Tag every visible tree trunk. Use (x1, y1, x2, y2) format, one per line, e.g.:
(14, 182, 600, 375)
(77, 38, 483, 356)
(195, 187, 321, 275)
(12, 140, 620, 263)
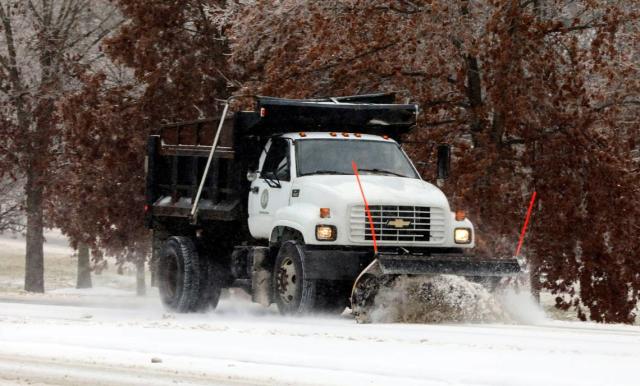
(136, 254, 146, 296)
(76, 242, 92, 289)
(465, 54, 484, 137)
(150, 262, 157, 288)
(24, 172, 44, 293)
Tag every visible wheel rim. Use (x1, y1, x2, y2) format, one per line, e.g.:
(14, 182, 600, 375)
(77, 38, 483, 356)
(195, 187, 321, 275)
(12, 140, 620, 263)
(276, 257, 297, 304)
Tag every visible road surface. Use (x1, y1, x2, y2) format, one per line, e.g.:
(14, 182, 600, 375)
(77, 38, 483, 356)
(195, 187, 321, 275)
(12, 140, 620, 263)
(0, 293, 639, 386)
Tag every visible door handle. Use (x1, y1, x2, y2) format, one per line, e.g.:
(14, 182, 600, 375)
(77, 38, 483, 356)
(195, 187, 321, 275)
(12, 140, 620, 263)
(251, 186, 260, 194)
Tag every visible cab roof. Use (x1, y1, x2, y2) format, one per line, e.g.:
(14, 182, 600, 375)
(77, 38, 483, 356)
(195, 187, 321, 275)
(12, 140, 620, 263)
(280, 132, 396, 143)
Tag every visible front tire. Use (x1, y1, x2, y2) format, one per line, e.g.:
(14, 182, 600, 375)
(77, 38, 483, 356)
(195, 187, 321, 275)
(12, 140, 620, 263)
(273, 241, 347, 315)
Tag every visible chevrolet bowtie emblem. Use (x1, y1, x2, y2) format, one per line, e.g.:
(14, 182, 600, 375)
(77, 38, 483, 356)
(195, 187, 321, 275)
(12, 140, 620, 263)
(387, 219, 411, 228)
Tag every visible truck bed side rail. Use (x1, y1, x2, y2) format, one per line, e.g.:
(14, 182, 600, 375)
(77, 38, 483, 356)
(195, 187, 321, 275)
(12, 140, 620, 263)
(158, 117, 235, 159)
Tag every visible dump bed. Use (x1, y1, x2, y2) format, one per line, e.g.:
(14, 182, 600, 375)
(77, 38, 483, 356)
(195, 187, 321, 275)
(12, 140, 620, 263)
(145, 116, 244, 226)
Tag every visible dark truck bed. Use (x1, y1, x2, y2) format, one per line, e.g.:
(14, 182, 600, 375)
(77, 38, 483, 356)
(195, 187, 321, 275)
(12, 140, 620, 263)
(144, 93, 419, 228)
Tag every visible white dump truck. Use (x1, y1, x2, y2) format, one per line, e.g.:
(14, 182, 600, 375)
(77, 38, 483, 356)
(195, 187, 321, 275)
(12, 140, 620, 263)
(145, 93, 521, 318)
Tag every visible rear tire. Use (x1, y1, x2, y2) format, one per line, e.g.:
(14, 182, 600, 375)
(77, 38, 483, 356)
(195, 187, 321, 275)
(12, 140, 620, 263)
(273, 241, 346, 315)
(158, 236, 202, 313)
(194, 257, 223, 311)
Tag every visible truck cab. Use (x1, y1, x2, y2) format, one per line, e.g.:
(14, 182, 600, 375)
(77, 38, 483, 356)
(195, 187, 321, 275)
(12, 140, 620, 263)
(248, 132, 474, 249)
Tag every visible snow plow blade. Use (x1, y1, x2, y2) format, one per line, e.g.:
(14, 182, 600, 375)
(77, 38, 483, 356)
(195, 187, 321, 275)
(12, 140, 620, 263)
(350, 254, 522, 323)
(376, 254, 522, 276)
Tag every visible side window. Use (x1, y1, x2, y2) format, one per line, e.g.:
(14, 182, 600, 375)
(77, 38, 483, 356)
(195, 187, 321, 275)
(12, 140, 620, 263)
(261, 138, 290, 181)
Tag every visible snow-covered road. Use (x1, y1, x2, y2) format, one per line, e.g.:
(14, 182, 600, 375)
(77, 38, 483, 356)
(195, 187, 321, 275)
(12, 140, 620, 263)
(1, 295, 639, 386)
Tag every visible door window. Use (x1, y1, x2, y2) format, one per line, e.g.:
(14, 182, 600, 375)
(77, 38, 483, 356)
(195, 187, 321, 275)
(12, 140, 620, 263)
(261, 138, 290, 181)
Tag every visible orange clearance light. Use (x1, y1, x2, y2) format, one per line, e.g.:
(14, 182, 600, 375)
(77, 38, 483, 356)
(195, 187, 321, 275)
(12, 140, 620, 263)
(383, 135, 390, 140)
(354, 133, 362, 138)
(455, 210, 466, 221)
(320, 208, 331, 218)
(260, 107, 267, 117)
(342, 132, 349, 137)
(329, 132, 337, 137)
(299, 131, 307, 137)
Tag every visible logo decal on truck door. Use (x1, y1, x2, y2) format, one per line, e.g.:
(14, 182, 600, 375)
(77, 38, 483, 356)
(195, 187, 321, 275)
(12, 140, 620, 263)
(260, 189, 269, 209)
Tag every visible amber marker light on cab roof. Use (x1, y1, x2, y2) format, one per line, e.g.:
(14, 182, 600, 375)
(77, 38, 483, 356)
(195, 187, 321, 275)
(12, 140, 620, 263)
(455, 210, 466, 221)
(320, 208, 331, 218)
(299, 131, 307, 137)
(383, 135, 390, 140)
(329, 132, 337, 137)
(342, 132, 349, 137)
(354, 133, 362, 138)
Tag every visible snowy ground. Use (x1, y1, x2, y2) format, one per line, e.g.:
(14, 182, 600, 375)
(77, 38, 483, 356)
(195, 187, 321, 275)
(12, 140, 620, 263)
(1, 231, 640, 386)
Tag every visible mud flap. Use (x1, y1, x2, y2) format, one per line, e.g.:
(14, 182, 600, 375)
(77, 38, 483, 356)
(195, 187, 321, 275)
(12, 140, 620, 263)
(251, 247, 272, 307)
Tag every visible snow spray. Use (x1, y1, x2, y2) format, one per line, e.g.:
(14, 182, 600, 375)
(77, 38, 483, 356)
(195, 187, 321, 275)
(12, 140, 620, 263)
(499, 190, 546, 324)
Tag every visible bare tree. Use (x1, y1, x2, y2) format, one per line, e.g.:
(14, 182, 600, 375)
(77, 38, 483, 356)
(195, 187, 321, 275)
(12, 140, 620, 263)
(0, 0, 121, 292)
(0, 176, 24, 233)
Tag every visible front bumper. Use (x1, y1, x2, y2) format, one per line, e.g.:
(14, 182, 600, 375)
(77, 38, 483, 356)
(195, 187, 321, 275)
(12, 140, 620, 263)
(303, 248, 372, 280)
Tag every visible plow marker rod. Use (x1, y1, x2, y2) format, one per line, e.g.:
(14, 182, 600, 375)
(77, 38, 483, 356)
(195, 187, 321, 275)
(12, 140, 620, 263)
(352, 161, 378, 254)
(515, 191, 537, 258)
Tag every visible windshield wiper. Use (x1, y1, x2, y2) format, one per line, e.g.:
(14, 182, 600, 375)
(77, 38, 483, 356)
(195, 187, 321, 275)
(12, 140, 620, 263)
(303, 170, 351, 176)
(358, 168, 408, 178)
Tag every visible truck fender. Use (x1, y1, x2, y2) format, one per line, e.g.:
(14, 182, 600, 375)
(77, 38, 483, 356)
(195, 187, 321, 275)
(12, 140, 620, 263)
(270, 203, 321, 246)
(270, 223, 305, 246)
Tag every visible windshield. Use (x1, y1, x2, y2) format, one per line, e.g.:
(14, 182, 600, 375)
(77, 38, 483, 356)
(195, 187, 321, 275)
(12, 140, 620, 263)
(295, 139, 419, 178)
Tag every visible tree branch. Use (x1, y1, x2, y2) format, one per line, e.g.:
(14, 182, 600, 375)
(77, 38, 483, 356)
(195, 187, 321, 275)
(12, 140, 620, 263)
(423, 119, 460, 127)
(27, 0, 44, 26)
(594, 99, 640, 112)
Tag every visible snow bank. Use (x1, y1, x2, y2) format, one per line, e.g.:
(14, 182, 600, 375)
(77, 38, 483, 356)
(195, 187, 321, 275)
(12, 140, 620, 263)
(0, 228, 74, 256)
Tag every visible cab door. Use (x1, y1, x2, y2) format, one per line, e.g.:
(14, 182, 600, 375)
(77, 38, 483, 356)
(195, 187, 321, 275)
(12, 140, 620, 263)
(248, 137, 293, 239)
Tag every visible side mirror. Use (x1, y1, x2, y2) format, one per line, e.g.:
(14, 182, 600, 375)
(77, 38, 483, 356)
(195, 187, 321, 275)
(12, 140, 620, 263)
(436, 144, 451, 180)
(247, 171, 258, 182)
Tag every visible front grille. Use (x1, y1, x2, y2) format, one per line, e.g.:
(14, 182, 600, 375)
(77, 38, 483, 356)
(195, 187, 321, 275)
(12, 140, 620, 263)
(349, 205, 446, 244)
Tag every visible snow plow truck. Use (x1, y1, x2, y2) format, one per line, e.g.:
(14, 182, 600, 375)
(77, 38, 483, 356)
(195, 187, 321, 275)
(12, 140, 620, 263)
(144, 93, 522, 321)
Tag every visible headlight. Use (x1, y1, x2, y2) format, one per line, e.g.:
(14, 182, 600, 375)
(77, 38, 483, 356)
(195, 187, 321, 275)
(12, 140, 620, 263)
(316, 225, 337, 241)
(454, 228, 471, 244)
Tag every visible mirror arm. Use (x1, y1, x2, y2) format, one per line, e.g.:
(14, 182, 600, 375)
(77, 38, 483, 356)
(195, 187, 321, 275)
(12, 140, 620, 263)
(436, 144, 451, 181)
